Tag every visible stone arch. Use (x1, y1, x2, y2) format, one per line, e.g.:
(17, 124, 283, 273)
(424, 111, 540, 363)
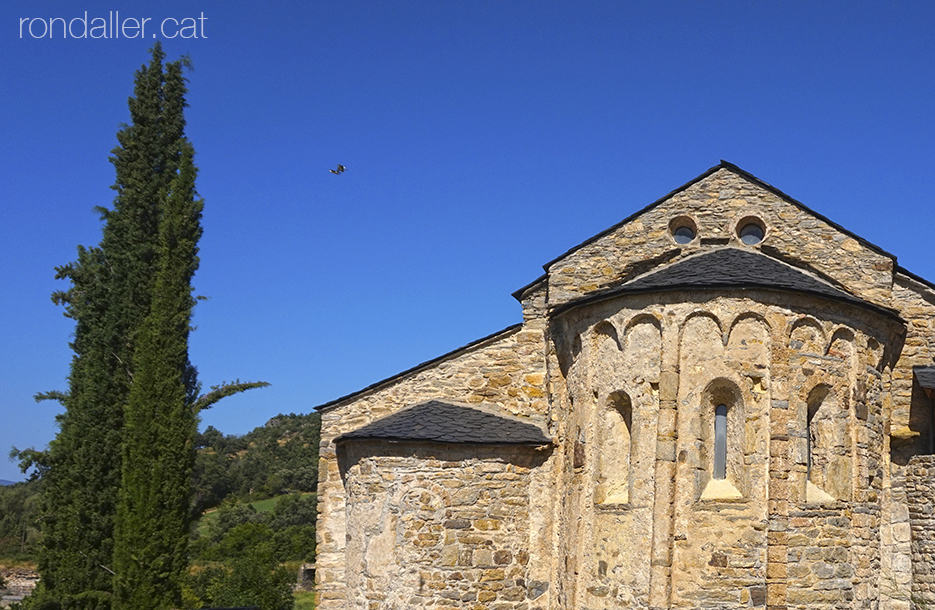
(727, 311, 772, 335)
(866, 336, 885, 370)
(727, 313, 771, 366)
(623, 315, 662, 383)
(552, 319, 580, 378)
(681, 310, 724, 341)
(789, 316, 826, 354)
(593, 320, 621, 351)
(826, 327, 857, 362)
(596, 389, 635, 505)
(680, 311, 725, 367)
(699, 377, 745, 499)
(623, 312, 662, 335)
(590, 320, 626, 398)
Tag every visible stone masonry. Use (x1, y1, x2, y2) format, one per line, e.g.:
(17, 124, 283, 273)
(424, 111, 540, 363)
(314, 162, 935, 609)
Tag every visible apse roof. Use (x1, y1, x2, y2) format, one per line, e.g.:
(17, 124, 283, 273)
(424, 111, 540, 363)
(913, 366, 935, 390)
(334, 400, 551, 446)
(552, 247, 902, 321)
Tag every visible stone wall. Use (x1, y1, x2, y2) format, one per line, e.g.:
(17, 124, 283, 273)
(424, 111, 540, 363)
(337, 442, 548, 610)
(0, 567, 38, 607)
(315, 324, 550, 607)
(548, 288, 900, 608)
(907, 455, 935, 607)
(890, 277, 935, 450)
(546, 168, 895, 309)
(314, 164, 935, 609)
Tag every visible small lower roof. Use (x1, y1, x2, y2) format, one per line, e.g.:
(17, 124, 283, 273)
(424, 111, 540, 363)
(334, 400, 551, 446)
(914, 366, 935, 390)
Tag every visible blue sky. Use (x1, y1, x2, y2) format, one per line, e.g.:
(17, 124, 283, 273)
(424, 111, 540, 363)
(2, 1, 933, 482)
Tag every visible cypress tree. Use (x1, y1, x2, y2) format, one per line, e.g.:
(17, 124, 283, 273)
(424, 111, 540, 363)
(113, 135, 201, 608)
(31, 45, 266, 609)
(30, 45, 173, 609)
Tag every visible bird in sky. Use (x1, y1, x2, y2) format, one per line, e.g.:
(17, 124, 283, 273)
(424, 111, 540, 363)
(329, 164, 346, 175)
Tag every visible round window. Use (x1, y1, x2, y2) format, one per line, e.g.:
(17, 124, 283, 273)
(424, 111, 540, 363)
(669, 216, 697, 244)
(738, 221, 765, 245)
(673, 225, 695, 244)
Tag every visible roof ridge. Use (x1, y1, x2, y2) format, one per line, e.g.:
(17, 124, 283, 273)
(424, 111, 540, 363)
(549, 246, 903, 322)
(628, 246, 852, 294)
(315, 323, 523, 412)
(334, 399, 552, 446)
(540, 161, 897, 273)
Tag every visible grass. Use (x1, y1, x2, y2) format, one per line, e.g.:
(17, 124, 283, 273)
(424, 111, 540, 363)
(0, 558, 37, 570)
(294, 590, 316, 610)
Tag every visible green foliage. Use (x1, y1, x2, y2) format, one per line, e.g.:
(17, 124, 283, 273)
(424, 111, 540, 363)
(185, 492, 319, 610)
(193, 494, 317, 565)
(0, 481, 41, 561)
(194, 380, 271, 412)
(112, 125, 203, 608)
(293, 591, 316, 610)
(30, 43, 178, 609)
(184, 523, 294, 610)
(8, 448, 48, 482)
(28, 44, 267, 609)
(192, 412, 321, 514)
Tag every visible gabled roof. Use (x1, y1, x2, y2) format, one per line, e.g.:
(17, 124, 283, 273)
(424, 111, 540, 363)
(334, 400, 551, 446)
(552, 247, 903, 321)
(541, 161, 897, 273)
(315, 323, 521, 412)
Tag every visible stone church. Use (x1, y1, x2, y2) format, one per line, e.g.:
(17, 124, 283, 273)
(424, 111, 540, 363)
(314, 162, 935, 609)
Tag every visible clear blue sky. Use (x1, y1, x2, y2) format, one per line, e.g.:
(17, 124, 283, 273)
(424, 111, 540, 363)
(2, 1, 933, 482)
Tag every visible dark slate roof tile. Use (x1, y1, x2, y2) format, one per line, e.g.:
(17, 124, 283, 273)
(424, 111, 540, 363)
(334, 400, 551, 446)
(623, 248, 857, 301)
(914, 366, 935, 390)
(553, 247, 902, 321)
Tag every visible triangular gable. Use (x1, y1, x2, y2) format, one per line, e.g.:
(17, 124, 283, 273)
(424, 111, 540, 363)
(543, 161, 895, 272)
(539, 161, 899, 309)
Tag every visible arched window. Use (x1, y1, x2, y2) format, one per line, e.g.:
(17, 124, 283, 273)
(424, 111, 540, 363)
(713, 404, 728, 480)
(598, 390, 633, 504)
(700, 380, 744, 500)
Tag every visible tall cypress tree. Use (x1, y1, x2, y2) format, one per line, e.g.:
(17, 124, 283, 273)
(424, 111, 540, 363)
(31, 45, 266, 609)
(113, 135, 201, 608)
(30, 45, 173, 609)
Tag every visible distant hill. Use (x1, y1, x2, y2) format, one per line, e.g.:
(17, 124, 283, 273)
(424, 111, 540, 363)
(193, 411, 321, 513)
(0, 480, 16, 486)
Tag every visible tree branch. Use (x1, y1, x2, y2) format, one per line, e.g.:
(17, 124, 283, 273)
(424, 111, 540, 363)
(34, 390, 68, 404)
(193, 380, 270, 412)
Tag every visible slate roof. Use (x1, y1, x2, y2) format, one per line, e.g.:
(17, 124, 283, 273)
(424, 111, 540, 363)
(625, 248, 859, 301)
(334, 400, 552, 446)
(913, 366, 935, 390)
(553, 247, 902, 320)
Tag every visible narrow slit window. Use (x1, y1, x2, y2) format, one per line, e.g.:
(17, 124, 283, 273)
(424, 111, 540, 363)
(807, 405, 815, 480)
(714, 404, 727, 479)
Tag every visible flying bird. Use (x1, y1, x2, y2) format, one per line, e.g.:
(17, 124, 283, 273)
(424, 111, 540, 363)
(329, 164, 346, 175)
